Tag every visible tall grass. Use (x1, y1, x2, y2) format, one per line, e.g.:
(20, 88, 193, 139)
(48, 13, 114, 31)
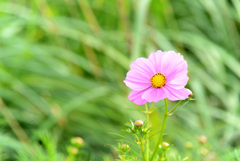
(0, 0, 239, 160)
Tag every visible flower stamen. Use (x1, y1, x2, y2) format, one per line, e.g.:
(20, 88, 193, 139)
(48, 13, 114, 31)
(150, 73, 166, 88)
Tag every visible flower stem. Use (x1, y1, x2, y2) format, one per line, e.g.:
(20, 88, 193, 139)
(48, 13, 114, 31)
(168, 100, 182, 114)
(145, 103, 152, 161)
(149, 102, 154, 112)
(160, 150, 166, 161)
(150, 98, 168, 161)
(139, 131, 146, 161)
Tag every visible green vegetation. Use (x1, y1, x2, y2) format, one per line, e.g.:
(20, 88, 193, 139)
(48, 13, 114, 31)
(0, 0, 239, 160)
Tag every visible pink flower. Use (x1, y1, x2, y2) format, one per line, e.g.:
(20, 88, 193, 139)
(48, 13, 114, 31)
(124, 50, 191, 105)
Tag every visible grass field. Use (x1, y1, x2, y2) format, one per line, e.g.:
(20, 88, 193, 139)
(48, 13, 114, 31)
(0, 0, 240, 160)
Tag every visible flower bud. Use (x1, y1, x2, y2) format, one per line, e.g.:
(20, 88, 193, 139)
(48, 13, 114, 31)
(121, 144, 130, 152)
(200, 148, 208, 156)
(159, 142, 170, 150)
(68, 147, 79, 155)
(187, 89, 193, 98)
(189, 93, 193, 98)
(71, 137, 84, 147)
(134, 120, 144, 127)
(185, 141, 193, 149)
(162, 142, 169, 148)
(198, 135, 207, 144)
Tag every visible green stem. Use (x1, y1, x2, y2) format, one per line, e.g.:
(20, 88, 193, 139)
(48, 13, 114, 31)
(66, 154, 74, 161)
(150, 98, 168, 161)
(139, 132, 146, 161)
(168, 100, 182, 114)
(149, 102, 154, 112)
(160, 150, 166, 161)
(135, 134, 140, 144)
(145, 103, 151, 161)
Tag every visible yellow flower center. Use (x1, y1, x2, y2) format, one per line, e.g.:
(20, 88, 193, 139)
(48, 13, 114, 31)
(150, 73, 166, 88)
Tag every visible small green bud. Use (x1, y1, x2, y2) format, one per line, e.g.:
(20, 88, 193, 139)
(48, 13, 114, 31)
(68, 147, 79, 155)
(167, 113, 172, 116)
(200, 148, 208, 156)
(159, 142, 170, 150)
(71, 137, 84, 147)
(185, 141, 193, 149)
(121, 144, 130, 152)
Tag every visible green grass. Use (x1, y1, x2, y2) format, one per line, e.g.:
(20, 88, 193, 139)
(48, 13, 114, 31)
(0, 0, 239, 160)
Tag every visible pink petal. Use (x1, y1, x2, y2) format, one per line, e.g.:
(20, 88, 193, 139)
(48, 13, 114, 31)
(166, 74, 189, 89)
(160, 51, 182, 74)
(148, 50, 166, 73)
(128, 90, 148, 105)
(124, 58, 154, 91)
(166, 63, 188, 82)
(130, 57, 156, 77)
(142, 87, 168, 102)
(125, 70, 151, 83)
(165, 86, 191, 101)
(124, 80, 151, 91)
(159, 51, 188, 82)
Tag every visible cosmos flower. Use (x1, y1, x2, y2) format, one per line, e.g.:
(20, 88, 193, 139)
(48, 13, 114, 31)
(124, 50, 191, 105)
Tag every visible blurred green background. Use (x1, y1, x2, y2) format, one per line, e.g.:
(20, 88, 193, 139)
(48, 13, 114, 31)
(0, 0, 240, 160)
